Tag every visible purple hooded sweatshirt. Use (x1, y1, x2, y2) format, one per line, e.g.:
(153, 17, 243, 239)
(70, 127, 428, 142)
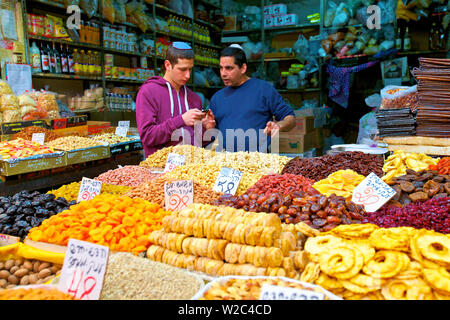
(136, 76, 203, 157)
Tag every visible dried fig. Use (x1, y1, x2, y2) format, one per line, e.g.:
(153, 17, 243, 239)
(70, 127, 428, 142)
(423, 180, 440, 197)
(408, 191, 429, 203)
(400, 181, 415, 193)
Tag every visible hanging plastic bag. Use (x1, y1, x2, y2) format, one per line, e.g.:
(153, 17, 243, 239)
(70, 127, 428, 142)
(182, 0, 194, 19)
(0, 80, 13, 95)
(168, 0, 183, 14)
(103, 0, 115, 24)
(332, 3, 350, 27)
(114, 0, 127, 23)
(357, 111, 378, 145)
(380, 85, 419, 110)
(80, 0, 99, 19)
(324, 1, 337, 27)
(1, 94, 19, 112)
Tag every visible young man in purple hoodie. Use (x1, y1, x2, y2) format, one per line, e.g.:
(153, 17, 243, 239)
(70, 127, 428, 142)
(136, 42, 212, 157)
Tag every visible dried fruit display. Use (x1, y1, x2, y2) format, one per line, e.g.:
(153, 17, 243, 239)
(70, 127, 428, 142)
(0, 191, 75, 238)
(0, 287, 77, 300)
(312, 170, 365, 201)
(48, 181, 131, 202)
(282, 152, 384, 181)
(12, 126, 60, 143)
(363, 197, 450, 234)
(27, 194, 171, 255)
(386, 169, 450, 205)
(382, 150, 439, 183)
(244, 174, 318, 197)
(429, 157, 450, 175)
(302, 224, 450, 300)
(90, 133, 135, 145)
(0, 138, 55, 160)
(146, 203, 308, 279)
(216, 192, 366, 231)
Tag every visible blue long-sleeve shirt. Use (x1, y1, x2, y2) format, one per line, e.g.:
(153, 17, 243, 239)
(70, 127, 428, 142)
(209, 78, 294, 152)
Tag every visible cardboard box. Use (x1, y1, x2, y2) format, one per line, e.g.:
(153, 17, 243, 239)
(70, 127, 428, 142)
(294, 116, 315, 135)
(87, 121, 111, 135)
(264, 15, 274, 28)
(47, 115, 88, 130)
(283, 13, 298, 26)
(0, 153, 65, 176)
(54, 125, 88, 137)
(223, 16, 237, 31)
(64, 145, 110, 165)
(1, 120, 46, 135)
(272, 4, 287, 15)
(274, 15, 285, 27)
(109, 140, 143, 156)
(263, 5, 274, 15)
(278, 131, 316, 154)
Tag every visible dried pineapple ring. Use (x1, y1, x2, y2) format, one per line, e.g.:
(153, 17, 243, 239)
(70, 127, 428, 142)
(416, 233, 450, 267)
(368, 227, 415, 252)
(344, 239, 376, 265)
(423, 267, 450, 294)
(319, 246, 364, 280)
(394, 261, 423, 280)
(342, 274, 386, 294)
(381, 279, 409, 300)
(362, 250, 409, 279)
(327, 223, 379, 239)
(315, 273, 343, 290)
(299, 262, 321, 283)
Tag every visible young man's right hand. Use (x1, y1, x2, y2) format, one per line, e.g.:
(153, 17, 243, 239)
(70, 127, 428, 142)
(182, 109, 205, 126)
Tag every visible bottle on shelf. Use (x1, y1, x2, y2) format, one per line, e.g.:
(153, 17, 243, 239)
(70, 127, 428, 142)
(30, 41, 41, 73)
(87, 50, 94, 76)
(80, 50, 88, 76)
(53, 43, 62, 74)
(60, 44, 68, 74)
(404, 27, 411, 51)
(47, 43, 56, 74)
(395, 27, 402, 50)
(73, 48, 81, 75)
(67, 45, 75, 75)
(40, 42, 50, 73)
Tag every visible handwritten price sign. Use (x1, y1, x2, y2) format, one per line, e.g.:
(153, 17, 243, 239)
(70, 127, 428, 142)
(164, 153, 186, 172)
(118, 121, 130, 128)
(164, 180, 194, 211)
(212, 167, 243, 195)
(58, 239, 109, 300)
(352, 172, 396, 212)
(77, 177, 102, 203)
(115, 126, 128, 137)
(260, 285, 325, 300)
(32, 133, 45, 145)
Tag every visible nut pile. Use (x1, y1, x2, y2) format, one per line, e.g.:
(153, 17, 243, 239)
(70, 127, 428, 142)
(303, 224, 450, 300)
(312, 170, 365, 201)
(48, 181, 131, 202)
(163, 164, 262, 195)
(386, 169, 450, 205)
(216, 192, 366, 231)
(382, 151, 439, 183)
(45, 136, 103, 151)
(90, 133, 134, 145)
(282, 152, 384, 181)
(124, 176, 223, 209)
(0, 191, 75, 238)
(199, 277, 336, 300)
(94, 165, 161, 187)
(0, 258, 61, 289)
(363, 197, 449, 234)
(12, 126, 60, 143)
(101, 252, 204, 300)
(0, 138, 55, 160)
(244, 174, 319, 197)
(0, 287, 76, 300)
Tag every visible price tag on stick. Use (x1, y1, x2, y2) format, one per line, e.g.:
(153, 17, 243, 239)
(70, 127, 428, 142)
(77, 177, 102, 203)
(32, 133, 45, 145)
(58, 239, 109, 300)
(260, 285, 325, 300)
(212, 167, 243, 195)
(115, 126, 128, 137)
(118, 121, 130, 128)
(164, 153, 186, 172)
(164, 180, 194, 211)
(352, 172, 396, 212)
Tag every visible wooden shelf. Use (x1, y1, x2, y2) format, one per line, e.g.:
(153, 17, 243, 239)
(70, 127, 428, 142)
(278, 88, 321, 93)
(32, 73, 102, 81)
(223, 24, 319, 36)
(103, 48, 152, 58)
(28, 35, 102, 51)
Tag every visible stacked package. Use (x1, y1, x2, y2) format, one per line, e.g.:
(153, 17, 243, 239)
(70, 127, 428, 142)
(412, 58, 450, 138)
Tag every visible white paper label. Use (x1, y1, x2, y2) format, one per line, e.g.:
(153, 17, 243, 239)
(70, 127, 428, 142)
(164, 153, 186, 172)
(115, 126, 128, 137)
(58, 239, 109, 300)
(164, 180, 194, 211)
(32, 133, 45, 145)
(77, 177, 102, 203)
(212, 167, 243, 195)
(352, 172, 396, 212)
(260, 284, 325, 300)
(118, 121, 130, 128)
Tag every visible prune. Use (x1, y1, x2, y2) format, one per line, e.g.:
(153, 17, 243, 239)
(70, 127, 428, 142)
(31, 201, 41, 207)
(42, 194, 56, 201)
(0, 208, 4, 215)
(14, 214, 25, 222)
(6, 206, 17, 215)
(23, 208, 34, 215)
(15, 221, 29, 228)
(0, 214, 9, 223)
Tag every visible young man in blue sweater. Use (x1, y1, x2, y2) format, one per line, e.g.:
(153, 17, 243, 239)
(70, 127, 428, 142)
(204, 45, 295, 152)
